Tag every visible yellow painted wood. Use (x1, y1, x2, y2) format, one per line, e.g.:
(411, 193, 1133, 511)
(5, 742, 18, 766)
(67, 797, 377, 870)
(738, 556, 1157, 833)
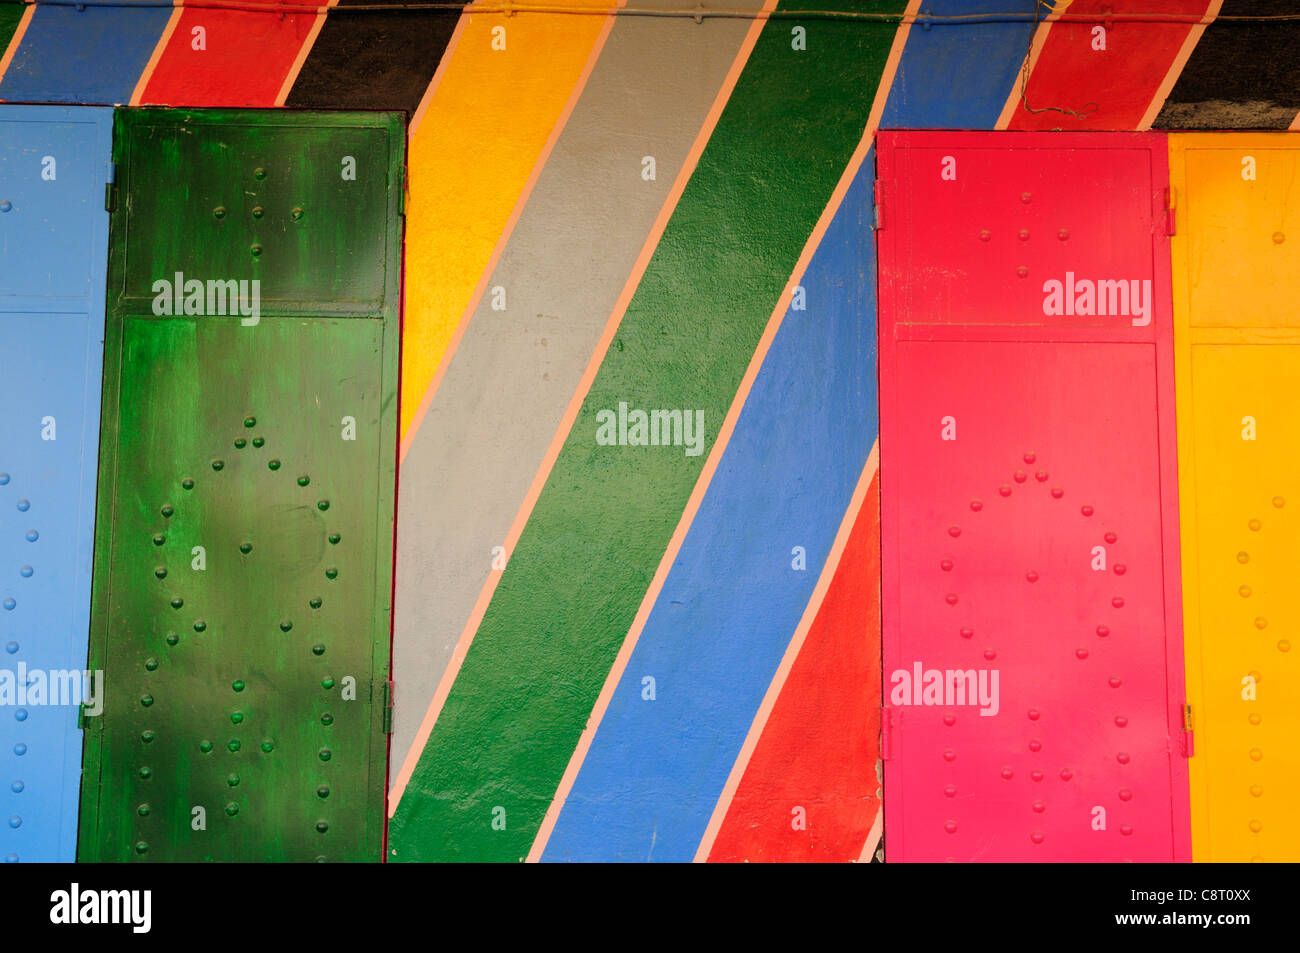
(1172, 133, 1300, 862)
(400, 1, 609, 441)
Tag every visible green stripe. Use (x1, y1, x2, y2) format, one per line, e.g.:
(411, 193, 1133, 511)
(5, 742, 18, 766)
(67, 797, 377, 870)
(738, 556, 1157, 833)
(388, 0, 906, 862)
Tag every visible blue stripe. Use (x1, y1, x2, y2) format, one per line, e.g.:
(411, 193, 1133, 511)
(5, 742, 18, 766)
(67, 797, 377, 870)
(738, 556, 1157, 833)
(880, 0, 1038, 129)
(0, 105, 112, 862)
(0, 4, 170, 104)
(543, 153, 878, 862)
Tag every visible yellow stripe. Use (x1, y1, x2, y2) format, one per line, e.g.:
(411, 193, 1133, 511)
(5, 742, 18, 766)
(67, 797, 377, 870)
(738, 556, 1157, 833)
(400, 1, 611, 441)
(1172, 133, 1300, 862)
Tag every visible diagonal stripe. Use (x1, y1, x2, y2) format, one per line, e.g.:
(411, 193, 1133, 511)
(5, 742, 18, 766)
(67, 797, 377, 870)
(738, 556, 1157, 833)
(387, 0, 775, 816)
(388, 0, 909, 864)
(387, 0, 766, 808)
(1139, 1, 1223, 130)
(0, 5, 34, 83)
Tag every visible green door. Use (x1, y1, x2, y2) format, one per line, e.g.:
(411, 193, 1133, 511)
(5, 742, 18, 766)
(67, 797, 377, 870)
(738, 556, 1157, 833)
(79, 108, 404, 862)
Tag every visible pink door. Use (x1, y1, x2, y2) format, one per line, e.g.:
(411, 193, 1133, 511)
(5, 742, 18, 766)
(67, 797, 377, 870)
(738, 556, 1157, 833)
(877, 131, 1190, 862)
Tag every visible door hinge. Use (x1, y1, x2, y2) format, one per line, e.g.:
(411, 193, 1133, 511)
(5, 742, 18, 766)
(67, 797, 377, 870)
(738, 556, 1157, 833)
(873, 179, 884, 230)
(1182, 702, 1194, 757)
(382, 679, 394, 734)
(104, 181, 115, 213)
(881, 705, 894, 760)
(78, 703, 90, 730)
(1164, 186, 1176, 236)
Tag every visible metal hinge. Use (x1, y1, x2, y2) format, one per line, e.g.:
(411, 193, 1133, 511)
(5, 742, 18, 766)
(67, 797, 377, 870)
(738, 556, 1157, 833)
(1182, 702, 1194, 757)
(881, 705, 894, 760)
(382, 679, 394, 734)
(78, 703, 90, 730)
(1164, 187, 1176, 236)
(103, 182, 114, 213)
(873, 179, 884, 230)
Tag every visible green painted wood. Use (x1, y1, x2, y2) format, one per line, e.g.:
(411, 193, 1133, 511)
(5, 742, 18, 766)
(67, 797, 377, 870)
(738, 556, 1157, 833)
(388, 0, 906, 862)
(79, 108, 403, 862)
(0, 3, 22, 55)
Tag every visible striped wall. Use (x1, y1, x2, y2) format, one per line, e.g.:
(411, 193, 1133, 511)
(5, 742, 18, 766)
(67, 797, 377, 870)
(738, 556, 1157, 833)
(1, 0, 1299, 862)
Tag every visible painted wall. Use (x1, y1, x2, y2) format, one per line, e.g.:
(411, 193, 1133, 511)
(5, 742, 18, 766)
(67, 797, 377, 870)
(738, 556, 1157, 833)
(1, 0, 1299, 862)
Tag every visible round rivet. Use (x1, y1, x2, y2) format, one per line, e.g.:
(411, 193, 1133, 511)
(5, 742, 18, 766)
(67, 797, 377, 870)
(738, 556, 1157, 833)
(1017, 266, 1029, 278)
(244, 416, 256, 428)
(252, 206, 264, 219)
(1114, 564, 1126, 576)
(1076, 649, 1088, 660)
(154, 566, 167, 579)
(1001, 768, 1014, 780)
(945, 593, 958, 605)
(12, 744, 24, 756)
(1023, 452, 1036, 464)
(944, 820, 957, 833)
(1115, 715, 1128, 727)
(1018, 229, 1029, 241)
(325, 568, 338, 580)
(297, 475, 310, 487)
(194, 620, 206, 632)
(15, 499, 29, 512)
(1120, 824, 1134, 836)
(1032, 801, 1045, 813)
(1240, 585, 1252, 598)
(1059, 768, 1073, 781)
(1029, 740, 1042, 752)
(268, 460, 281, 471)
(1035, 471, 1047, 482)
(139, 694, 154, 708)
(1272, 232, 1285, 245)
(1250, 784, 1263, 797)
(166, 632, 179, 646)
(317, 785, 330, 798)
(1117, 752, 1131, 764)
(1020, 192, 1032, 204)
(1254, 616, 1267, 629)
(228, 774, 240, 787)
(1249, 819, 1263, 832)
(943, 749, 956, 762)
(170, 597, 184, 610)
(291, 207, 304, 222)
(226, 803, 239, 816)
(145, 657, 158, 672)
(13, 709, 25, 722)
(312, 644, 325, 656)
(940, 559, 953, 571)
(254, 168, 266, 180)
(317, 500, 330, 511)
(1014, 470, 1027, 484)
(1081, 506, 1094, 517)
(153, 534, 166, 546)
(321, 713, 333, 726)
(135, 842, 148, 854)
(228, 739, 241, 752)
(328, 534, 341, 545)
(999, 485, 1011, 497)
(280, 620, 293, 632)
(310, 597, 323, 609)
(322, 677, 335, 690)
(200, 740, 213, 753)
(1249, 519, 1262, 531)
(1273, 496, 1285, 508)
(983, 649, 996, 660)
(942, 714, 956, 726)
(252, 437, 265, 448)
(1237, 551, 1250, 563)
(1058, 229, 1069, 241)
(1104, 532, 1117, 544)
(162, 504, 175, 518)
(1249, 748, 1263, 761)
(182, 479, 194, 490)
(250, 244, 262, 258)
(137, 803, 150, 817)
(943, 785, 956, 797)
(316, 820, 329, 833)
(234, 438, 247, 450)
(240, 542, 252, 555)
(1118, 789, 1132, 801)
(969, 500, 982, 512)
(261, 740, 273, 753)
(212, 460, 224, 471)
(4, 642, 15, 654)
(959, 627, 973, 639)
(19, 565, 32, 578)
(1112, 597, 1125, 608)
(231, 712, 243, 725)
(232, 680, 245, 693)
(1096, 625, 1109, 637)
(1051, 487, 1063, 499)
(139, 766, 152, 779)
(319, 748, 332, 762)
(1026, 571, 1038, 583)
(1249, 713, 1262, 725)
(1031, 832, 1044, 844)
(1028, 709, 1040, 721)
(141, 730, 155, 743)
(978, 230, 991, 242)
(2, 599, 13, 611)
(213, 206, 226, 219)
(1279, 640, 1292, 652)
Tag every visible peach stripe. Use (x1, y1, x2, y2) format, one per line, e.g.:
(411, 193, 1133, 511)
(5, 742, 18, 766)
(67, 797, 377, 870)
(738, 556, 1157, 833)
(398, 2, 624, 462)
(693, 443, 879, 863)
(129, 6, 183, 106)
(0, 5, 36, 84)
(273, 0, 338, 107)
(408, 8, 472, 137)
(994, 0, 1074, 130)
(528, 2, 916, 861)
(857, 807, 885, 863)
(385, 0, 778, 816)
(1138, 0, 1222, 131)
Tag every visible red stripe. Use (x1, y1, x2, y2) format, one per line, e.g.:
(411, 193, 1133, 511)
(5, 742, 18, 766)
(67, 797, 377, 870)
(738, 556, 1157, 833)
(708, 474, 882, 863)
(139, 5, 315, 106)
(1008, 0, 1211, 130)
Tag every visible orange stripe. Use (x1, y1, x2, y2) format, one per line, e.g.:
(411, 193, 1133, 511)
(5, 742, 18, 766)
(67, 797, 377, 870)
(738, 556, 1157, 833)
(408, 10, 471, 137)
(994, 0, 1074, 131)
(1138, 0, 1221, 130)
(129, 6, 184, 106)
(273, 0, 338, 106)
(386, 0, 778, 814)
(398, 2, 623, 463)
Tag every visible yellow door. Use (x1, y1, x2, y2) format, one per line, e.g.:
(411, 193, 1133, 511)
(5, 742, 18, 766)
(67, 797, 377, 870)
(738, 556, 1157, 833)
(1172, 134, 1300, 862)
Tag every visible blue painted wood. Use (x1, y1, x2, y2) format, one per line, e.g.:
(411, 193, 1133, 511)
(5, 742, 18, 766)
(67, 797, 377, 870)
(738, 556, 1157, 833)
(543, 154, 878, 862)
(0, 3, 170, 105)
(0, 105, 112, 862)
(880, 0, 1037, 129)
